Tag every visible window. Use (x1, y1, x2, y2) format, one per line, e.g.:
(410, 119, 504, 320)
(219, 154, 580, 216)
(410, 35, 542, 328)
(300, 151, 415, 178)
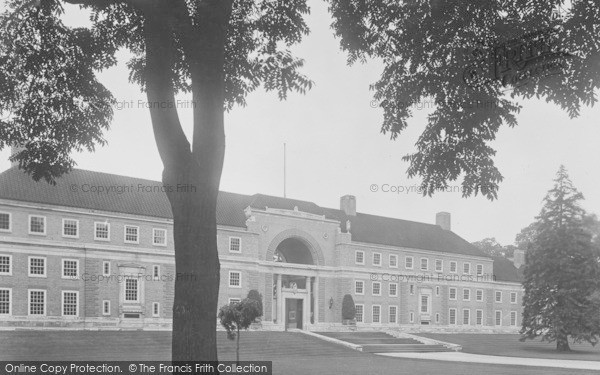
(152, 302, 160, 317)
(124, 278, 139, 302)
(102, 300, 110, 316)
(28, 257, 46, 277)
(389, 283, 398, 297)
(449, 308, 457, 325)
(355, 304, 364, 322)
(29, 215, 46, 235)
(420, 258, 429, 271)
(102, 261, 110, 277)
(449, 261, 457, 273)
(372, 305, 381, 323)
(229, 271, 241, 288)
(62, 259, 78, 279)
(435, 313, 440, 323)
(372, 282, 381, 296)
(0, 212, 11, 232)
(449, 287, 457, 300)
(435, 286, 440, 296)
(476, 264, 483, 276)
(510, 311, 517, 326)
(229, 237, 241, 252)
(355, 280, 364, 295)
(476, 310, 483, 325)
(94, 222, 110, 241)
(420, 295, 430, 314)
(28, 290, 46, 316)
(0, 255, 12, 275)
(229, 298, 241, 304)
(463, 262, 471, 274)
(372, 252, 382, 266)
(476, 289, 483, 302)
(153, 228, 167, 246)
(495, 291, 502, 303)
(463, 309, 470, 325)
(389, 306, 397, 323)
(435, 259, 443, 272)
(153, 265, 160, 280)
(463, 289, 471, 301)
(355, 251, 365, 265)
(405, 256, 414, 269)
(389, 254, 398, 268)
(62, 291, 78, 317)
(124, 225, 139, 244)
(409, 284, 414, 295)
(495, 310, 502, 326)
(62, 219, 79, 238)
(510, 292, 517, 304)
(0, 288, 11, 315)
(409, 312, 414, 323)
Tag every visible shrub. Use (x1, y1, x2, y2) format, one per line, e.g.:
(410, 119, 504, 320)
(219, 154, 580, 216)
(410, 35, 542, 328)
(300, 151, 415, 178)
(342, 294, 356, 320)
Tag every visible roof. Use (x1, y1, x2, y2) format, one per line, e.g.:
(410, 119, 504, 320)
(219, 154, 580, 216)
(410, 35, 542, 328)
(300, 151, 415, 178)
(0, 166, 493, 260)
(492, 256, 523, 282)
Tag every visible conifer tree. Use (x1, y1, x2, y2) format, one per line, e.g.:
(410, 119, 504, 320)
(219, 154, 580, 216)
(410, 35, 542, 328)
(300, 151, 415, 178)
(520, 166, 600, 351)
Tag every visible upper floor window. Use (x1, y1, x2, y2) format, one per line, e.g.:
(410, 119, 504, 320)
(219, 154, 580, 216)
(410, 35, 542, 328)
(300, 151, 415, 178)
(420, 258, 429, 271)
(94, 222, 110, 241)
(389, 283, 398, 297)
(28, 257, 46, 277)
(372, 281, 381, 296)
(463, 262, 471, 274)
(495, 291, 502, 303)
(102, 261, 110, 277)
(476, 289, 483, 302)
(476, 264, 483, 276)
(229, 237, 241, 253)
(62, 259, 79, 279)
(124, 225, 139, 244)
(153, 228, 167, 246)
(355, 280, 364, 295)
(0, 212, 11, 232)
(449, 287, 457, 300)
(510, 292, 517, 304)
(435, 259, 443, 272)
(229, 271, 241, 288)
(62, 219, 79, 238)
(355, 251, 365, 265)
(405, 256, 414, 269)
(389, 254, 398, 268)
(449, 261, 457, 273)
(463, 288, 471, 301)
(153, 265, 160, 280)
(372, 252, 382, 266)
(29, 215, 46, 235)
(0, 255, 12, 275)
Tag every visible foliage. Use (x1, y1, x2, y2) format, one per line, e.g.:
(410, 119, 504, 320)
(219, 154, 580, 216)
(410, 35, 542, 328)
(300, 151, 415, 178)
(520, 166, 600, 351)
(246, 289, 263, 317)
(341, 294, 356, 320)
(218, 298, 262, 363)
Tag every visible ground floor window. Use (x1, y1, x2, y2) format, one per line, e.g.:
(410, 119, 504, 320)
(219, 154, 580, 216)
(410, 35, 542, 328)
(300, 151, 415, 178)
(476, 309, 483, 325)
(355, 304, 363, 322)
(510, 311, 517, 326)
(372, 305, 381, 323)
(495, 310, 502, 326)
(29, 290, 45, 316)
(449, 308, 457, 325)
(409, 312, 414, 323)
(0, 288, 10, 315)
(462, 309, 470, 325)
(389, 305, 397, 323)
(62, 291, 78, 317)
(102, 300, 110, 315)
(125, 278, 139, 302)
(152, 302, 160, 317)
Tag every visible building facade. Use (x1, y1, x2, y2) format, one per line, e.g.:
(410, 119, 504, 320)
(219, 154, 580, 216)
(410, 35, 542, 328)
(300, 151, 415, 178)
(0, 165, 523, 331)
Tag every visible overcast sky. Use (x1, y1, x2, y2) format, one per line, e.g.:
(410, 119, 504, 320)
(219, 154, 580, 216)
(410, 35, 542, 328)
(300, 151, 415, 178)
(1, 1, 598, 246)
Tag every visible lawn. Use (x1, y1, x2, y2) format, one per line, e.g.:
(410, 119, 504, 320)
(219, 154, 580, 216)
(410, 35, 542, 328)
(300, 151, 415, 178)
(416, 333, 600, 361)
(0, 331, 597, 375)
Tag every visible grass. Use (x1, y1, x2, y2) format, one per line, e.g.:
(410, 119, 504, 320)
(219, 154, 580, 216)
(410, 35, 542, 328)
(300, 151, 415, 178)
(416, 333, 600, 361)
(0, 331, 598, 375)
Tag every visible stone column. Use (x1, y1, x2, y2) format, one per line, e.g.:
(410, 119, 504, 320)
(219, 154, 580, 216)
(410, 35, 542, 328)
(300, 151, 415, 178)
(306, 276, 312, 328)
(314, 276, 319, 324)
(276, 274, 282, 325)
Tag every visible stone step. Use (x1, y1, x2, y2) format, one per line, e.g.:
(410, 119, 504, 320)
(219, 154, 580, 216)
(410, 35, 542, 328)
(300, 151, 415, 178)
(361, 344, 453, 353)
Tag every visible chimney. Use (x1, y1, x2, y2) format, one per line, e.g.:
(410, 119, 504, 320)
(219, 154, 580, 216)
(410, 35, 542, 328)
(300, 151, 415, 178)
(9, 145, 25, 168)
(436, 212, 451, 231)
(512, 249, 525, 268)
(340, 195, 356, 216)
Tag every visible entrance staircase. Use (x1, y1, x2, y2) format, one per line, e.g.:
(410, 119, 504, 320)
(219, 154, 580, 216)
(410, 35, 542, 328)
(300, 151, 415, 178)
(314, 331, 456, 353)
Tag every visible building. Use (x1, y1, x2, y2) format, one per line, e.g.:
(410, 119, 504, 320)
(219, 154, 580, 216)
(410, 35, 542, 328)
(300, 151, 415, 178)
(0, 164, 523, 331)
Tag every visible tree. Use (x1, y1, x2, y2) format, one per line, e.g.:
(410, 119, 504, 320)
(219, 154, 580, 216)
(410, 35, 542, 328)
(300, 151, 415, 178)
(520, 166, 600, 351)
(471, 237, 504, 257)
(341, 294, 356, 321)
(218, 299, 262, 364)
(1, 0, 599, 361)
(246, 289, 263, 320)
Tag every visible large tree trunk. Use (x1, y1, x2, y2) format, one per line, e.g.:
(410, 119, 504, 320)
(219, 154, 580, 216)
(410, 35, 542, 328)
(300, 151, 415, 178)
(140, 0, 232, 363)
(556, 330, 571, 352)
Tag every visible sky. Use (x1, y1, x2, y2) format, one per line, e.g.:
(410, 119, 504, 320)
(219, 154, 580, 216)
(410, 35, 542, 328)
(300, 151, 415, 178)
(0, 1, 599, 246)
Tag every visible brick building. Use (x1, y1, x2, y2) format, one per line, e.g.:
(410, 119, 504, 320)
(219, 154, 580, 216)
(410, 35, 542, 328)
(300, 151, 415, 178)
(0, 164, 523, 331)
